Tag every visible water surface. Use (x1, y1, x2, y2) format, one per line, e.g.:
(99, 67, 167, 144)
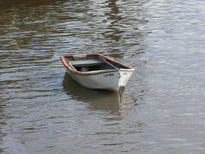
(0, 0, 205, 153)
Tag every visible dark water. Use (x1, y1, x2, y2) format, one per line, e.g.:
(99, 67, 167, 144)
(0, 0, 205, 153)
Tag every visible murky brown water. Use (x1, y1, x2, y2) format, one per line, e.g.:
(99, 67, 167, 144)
(1, 0, 205, 153)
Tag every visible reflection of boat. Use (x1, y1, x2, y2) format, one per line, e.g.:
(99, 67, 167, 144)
(63, 73, 136, 114)
(60, 53, 134, 91)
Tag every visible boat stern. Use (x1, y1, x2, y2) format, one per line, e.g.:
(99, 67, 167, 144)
(119, 69, 134, 87)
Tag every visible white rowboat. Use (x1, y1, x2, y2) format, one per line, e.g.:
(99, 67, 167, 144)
(60, 53, 134, 91)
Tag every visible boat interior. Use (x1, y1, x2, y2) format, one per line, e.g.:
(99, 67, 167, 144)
(66, 55, 128, 72)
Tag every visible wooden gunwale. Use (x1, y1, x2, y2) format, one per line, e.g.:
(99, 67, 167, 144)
(60, 53, 134, 76)
(92, 54, 135, 72)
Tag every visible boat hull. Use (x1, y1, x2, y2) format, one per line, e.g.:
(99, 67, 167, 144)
(65, 67, 133, 91)
(119, 69, 134, 87)
(65, 67, 120, 91)
(61, 53, 134, 91)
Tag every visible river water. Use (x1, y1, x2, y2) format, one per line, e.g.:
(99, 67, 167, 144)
(0, 0, 205, 153)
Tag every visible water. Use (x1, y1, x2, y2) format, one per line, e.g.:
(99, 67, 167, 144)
(0, 0, 205, 153)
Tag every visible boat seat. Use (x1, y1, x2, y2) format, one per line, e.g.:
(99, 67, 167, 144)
(69, 59, 103, 66)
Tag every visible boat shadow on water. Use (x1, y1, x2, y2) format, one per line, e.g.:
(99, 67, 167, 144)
(63, 73, 136, 115)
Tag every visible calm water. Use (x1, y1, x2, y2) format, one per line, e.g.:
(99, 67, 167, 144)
(0, 0, 205, 153)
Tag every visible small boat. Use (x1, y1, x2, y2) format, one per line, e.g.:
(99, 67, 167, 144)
(60, 53, 134, 91)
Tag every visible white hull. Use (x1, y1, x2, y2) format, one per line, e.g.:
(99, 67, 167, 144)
(61, 53, 134, 91)
(65, 68, 133, 91)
